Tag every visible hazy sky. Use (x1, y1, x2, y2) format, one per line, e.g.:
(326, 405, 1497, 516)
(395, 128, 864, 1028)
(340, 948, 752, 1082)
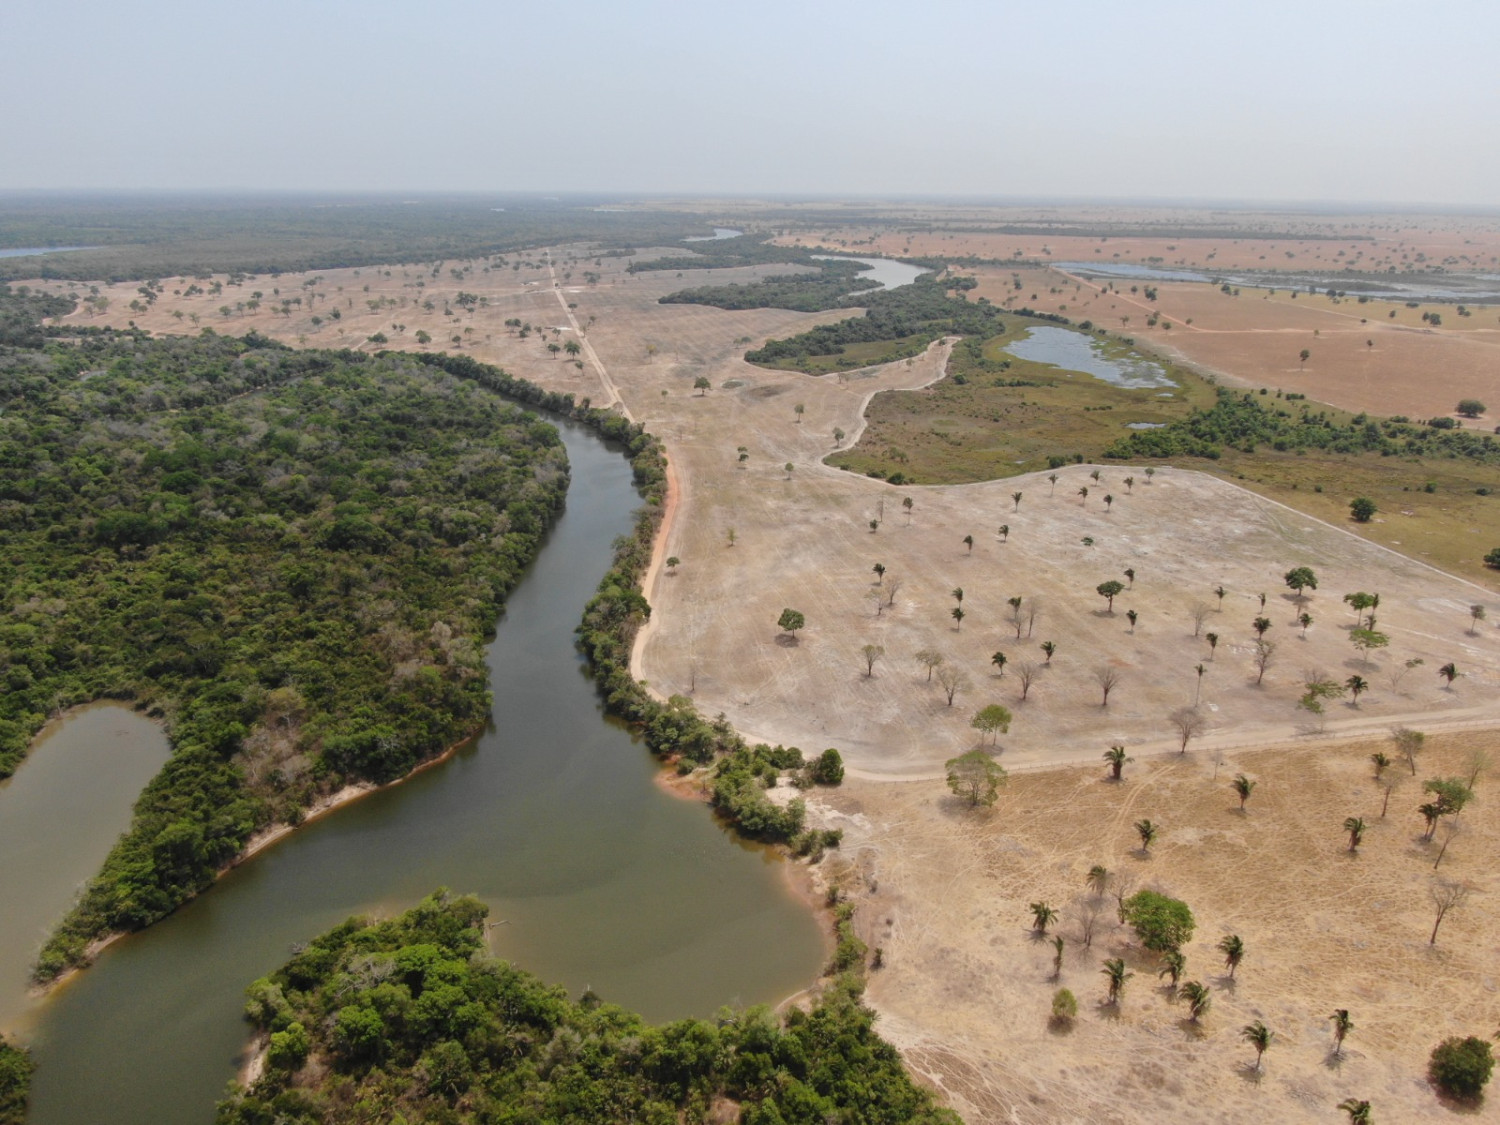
(6, 0, 1497, 206)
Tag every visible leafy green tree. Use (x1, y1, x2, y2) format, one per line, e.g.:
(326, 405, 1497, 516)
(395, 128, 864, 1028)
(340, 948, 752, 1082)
(1252, 616, 1272, 638)
(693, 376, 711, 395)
(1486, 547, 1500, 570)
(1124, 567, 1136, 587)
(1242, 1020, 1274, 1072)
(971, 704, 1012, 745)
(946, 749, 1006, 807)
(777, 608, 805, 637)
(916, 649, 944, 681)
(1284, 566, 1318, 601)
(1350, 497, 1377, 522)
(0, 1034, 35, 1125)
(872, 562, 886, 583)
(666, 556, 680, 572)
(1104, 744, 1132, 781)
(951, 606, 966, 630)
(1097, 580, 1124, 612)
(1429, 1036, 1494, 1101)
(1456, 399, 1486, 418)
(1350, 628, 1389, 669)
(807, 748, 845, 785)
(1123, 889, 1194, 951)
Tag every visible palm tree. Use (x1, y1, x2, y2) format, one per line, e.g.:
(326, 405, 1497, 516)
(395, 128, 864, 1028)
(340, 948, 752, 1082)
(1030, 901, 1058, 934)
(1124, 476, 1135, 493)
(1337, 1099, 1371, 1125)
(1299, 612, 1313, 636)
(1214, 585, 1226, 609)
(1330, 1009, 1354, 1058)
(951, 606, 965, 631)
(1194, 663, 1207, 705)
(1134, 818, 1158, 853)
(1051, 934, 1065, 978)
(1078, 486, 1090, 504)
(1012, 491, 1023, 511)
(991, 651, 1008, 677)
(998, 524, 1010, 542)
(1158, 950, 1186, 989)
(1252, 616, 1272, 638)
(1205, 632, 1219, 660)
(1124, 567, 1136, 587)
(1218, 934, 1246, 979)
(963, 535, 974, 554)
(1086, 865, 1110, 897)
(1048, 472, 1059, 495)
(1181, 979, 1211, 1021)
(1104, 494, 1115, 512)
(1439, 662, 1460, 688)
(1346, 675, 1368, 703)
(1126, 609, 1138, 632)
(872, 563, 886, 584)
(1344, 816, 1365, 851)
(1419, 802, 1442, 841)
(1241, 1020, 1273, 1071)
(1102, 958, 1133, 1004)
(1370, 751, 1390, 778)
(1104, 744, 1132, 781)
(1231, 774, 1256, 811)
(1041, 640, 1057, 664)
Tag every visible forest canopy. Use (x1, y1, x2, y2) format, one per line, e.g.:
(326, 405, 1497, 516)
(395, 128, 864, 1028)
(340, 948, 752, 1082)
(0, 296, 572, 978)
(216, 891, 959, 1125)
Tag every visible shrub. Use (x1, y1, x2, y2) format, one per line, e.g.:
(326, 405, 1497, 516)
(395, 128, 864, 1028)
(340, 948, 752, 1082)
(807, 748, 845, 786)
(1050, 988, 1078, 1023)
(1429, 1036, 1495, 1101)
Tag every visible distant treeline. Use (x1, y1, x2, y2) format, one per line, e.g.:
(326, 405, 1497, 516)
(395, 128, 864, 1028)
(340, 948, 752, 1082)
(660, 258, 878, 311)
(0, 196, 715, 282)
(1106, 387, 1500, 463)
(216, 892, 959, 1125)
(745, 279, 1006, 369)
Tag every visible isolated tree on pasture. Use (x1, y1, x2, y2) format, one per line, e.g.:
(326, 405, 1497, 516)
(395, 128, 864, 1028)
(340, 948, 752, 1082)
(1439, 662, 1461, 688)
(963, 534, 974, 554)
(1394, 726, 1425, 775)
(1350, 628, 1389, 669)
(886, 577, 901, 606)
(1231, 775, 1256, 811)
(971, 704, 1012, 745)
(784, 462, 794, 479)
(1015, 660, 1041, 701)
(1078, 486, 1090, 505)
(1048, 472, 1059, 495)
(1299, 612, 1313, 636)
(793, 403, 805, 423)
(952, 587, 964, 605)
(1158, 950, 1186, 989)
(1242, 1021, 1274, 1072)
(946, 748, 1006, 807)
(1344, 591, 1376, 625)
(1169, 706, 1208, 753)
(950, 606, 966, 631)
(564, 339, 582, 359)
(547, 342, 562, 359)
(990, 651, 1008, 678)
(1218, 933, 1246, 978)
(737, 446, 749, 466)
(1344, 816, 1366, 851)
(1346, 675, 1369, 703)
(1337, 1098, 1370, 1125)
(998, 524, 1010, 542)
(1299, 348, 1311, 365)
(871, 562, 886, 584)
(1428, 1035, 1495, 1101)
(1470, 604, 1487, 635)
(1101, 958, 1133, 1005)
(1350, 497, 1377, 523)
(1252, 616, 1272, 639)
(1189, 601, 1213, 637)
(1429, 879, 1471, 945)
(902, 495, 914, 524)
(1104, 744, 1132, 781)
(1030, 901, 1058, 934)
(935, 664, 970, 706)
(1090, 469, 1102, 483)
(1126, 609, 1139, 632)
(692, 375, 712, 395)
(1182, 980, 1212, 1022)
(1094, 665, 1122, 706)
(1012, 491, 1023, 511)
(1124, 567, 1136, 588)
(1214, 584, 1226, 609)
(1456, 399, 1487, 418)
(861, 644, 885, 676)
(1284, 566, 1318, 602)
(1086, 865, 1111, 898)
(1330, 1009, 1354, 1058)
(1134, 818, 1158, 853)
(666, 556, 680, 572)
(869, 519, 879, 533)
(1051, 934, 1065, 978)
(1253, 639, 1276, 685)
(1370, 751, 1391, 778)
(1097, 580, 1124, 612)
(915, 649, 945, 682)
(1008, 596, 1025, 638)
(1104, 494, 1115, 512)
(1124, 476, 1135, 493)
(832, 426, 844, 447)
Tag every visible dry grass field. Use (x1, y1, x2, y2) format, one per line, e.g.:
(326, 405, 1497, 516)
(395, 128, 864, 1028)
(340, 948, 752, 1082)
(28, 223, 1500, 1122)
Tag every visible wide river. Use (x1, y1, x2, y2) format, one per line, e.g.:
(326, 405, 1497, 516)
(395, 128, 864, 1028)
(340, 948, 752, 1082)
(15, 410, 824, 1124)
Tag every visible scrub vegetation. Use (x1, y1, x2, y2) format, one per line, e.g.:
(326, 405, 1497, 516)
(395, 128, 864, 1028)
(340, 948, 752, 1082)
(0, 1035, 32, 1125)
(216, 891, 958, 1125)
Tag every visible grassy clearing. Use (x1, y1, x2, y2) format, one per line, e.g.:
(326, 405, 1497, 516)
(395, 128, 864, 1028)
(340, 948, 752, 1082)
(831, 320, 1500, 586)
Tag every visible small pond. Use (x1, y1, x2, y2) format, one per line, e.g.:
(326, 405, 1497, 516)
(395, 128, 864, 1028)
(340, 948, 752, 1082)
(683, 228, 744, 242)
(1002, 326, 1176, 389)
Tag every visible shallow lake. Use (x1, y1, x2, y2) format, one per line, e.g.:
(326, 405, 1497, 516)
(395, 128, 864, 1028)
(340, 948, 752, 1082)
(1003, 325, 1176, 389)
(683, 228, 744, 242)
(18, 411, 824, 1125)
(0, 247, 96, 259)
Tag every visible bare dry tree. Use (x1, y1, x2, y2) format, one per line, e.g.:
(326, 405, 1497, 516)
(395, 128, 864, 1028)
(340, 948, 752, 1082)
(1253, 639, 1277, 685)
(1093, 665, 1122, 707)
(1026, 599, 1043, 638)
(1188, 600, 1213, 638)
(1111, 869, 1139, 924)
(1386, 657, 1424, 694)
(1074, 896, 1105, 949)
(1015, 659, 1041, 702)
(861, 644, 885, 677)
(915, 649, 945, 682)
(935, 665, 971, 707)
(1168, 706, 1209, 753)
(885, 577, 902, 607)
(1429, 879, 1471, 945)
(1393, 726, 1425, 776)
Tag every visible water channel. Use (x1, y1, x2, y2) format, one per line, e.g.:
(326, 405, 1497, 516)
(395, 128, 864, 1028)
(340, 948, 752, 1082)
(811, 254, 929, 293)
(16, 411, 824, 1125)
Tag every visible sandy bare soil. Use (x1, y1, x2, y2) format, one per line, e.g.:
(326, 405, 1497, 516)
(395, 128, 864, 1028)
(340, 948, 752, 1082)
(810, 729, 1500, 1125)
(29, 231, 1500, 1123)
(965, 265, 1500, 421)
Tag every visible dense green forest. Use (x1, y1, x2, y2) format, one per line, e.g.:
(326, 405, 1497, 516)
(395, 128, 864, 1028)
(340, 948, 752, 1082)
(1105, 388, 1500, 464)
(216, 892, 958, 1125)
(0, 1035, 31, 1125)
(0, 284, 75, 347)
(0, 196, 717, 282)
(744, 280, 1005, 372)
(0, 299, 574, 978)
(660, 258, 879, 311)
